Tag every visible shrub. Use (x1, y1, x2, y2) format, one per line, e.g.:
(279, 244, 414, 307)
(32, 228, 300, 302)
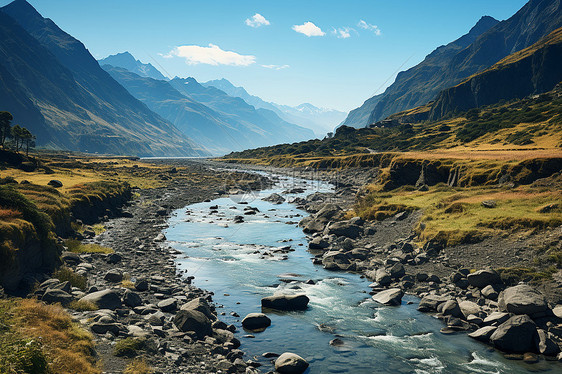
(53, 267, 87, 290)
(114, 338, 145, 357)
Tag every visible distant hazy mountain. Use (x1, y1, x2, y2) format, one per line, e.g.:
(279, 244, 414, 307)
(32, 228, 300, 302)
(169, 77, 315, 147)
(0, 0, 207, 156)
(203, 78, 346, 136)
(429, 26, 562, 119)
(103, 64, 314, 154)
(99, 52, 167, 81)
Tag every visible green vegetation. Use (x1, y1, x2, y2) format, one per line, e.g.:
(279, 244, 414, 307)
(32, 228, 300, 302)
(64, 239, 113, 254)
(68, 300, 98, 312)
(114, 337, 145, 357)
(124, 359, 153, 374)
(53, 267, 87, 291)
(0, 298, 99, 374)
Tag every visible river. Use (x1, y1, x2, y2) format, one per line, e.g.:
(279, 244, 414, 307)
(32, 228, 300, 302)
(165, 172, 548, 373)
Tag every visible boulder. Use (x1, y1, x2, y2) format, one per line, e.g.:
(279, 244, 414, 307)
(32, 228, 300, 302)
(322, 251, 351, 270)
(418, 295, 448, 312)
(181, 297, 215, 320)
(324, 220, 362, 239)
(308, 237, 329, 250)
(123, 290, 143, 308)
(481, 285, 499, 300)
(372, 288, 403, 306)
(241, 313, 271, 330)
(483, 312, 510, 325)
(158, 298, 178, 312)
(173, 310, 212, 338)
(466, 269, 501, 288)
(389, 263, 405, 279)
(261, 294, 309, 311)
(490, 315, 539, 353)
(375, 268, 392, 287)
(47, 179, 63, 188)
(498, 285, 549, 316)
(263, 193, 285, 204)
(441, 300, 462, 318)
(458, 300, 481, 319)
(302, 204, 342, 233)
(468, 326, 497, 342)
(537, 329, 560, 356)
(90, 322, 120, 335)
(134, 278, 149, 291)
(104, 269, 123, 283)
(42, 289, 73, 305)
(79, 289, 122, 310)
(274, 353, 309, 374)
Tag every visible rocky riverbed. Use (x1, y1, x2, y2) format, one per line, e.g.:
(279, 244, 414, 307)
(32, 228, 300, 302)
(19, 159, 562, 372)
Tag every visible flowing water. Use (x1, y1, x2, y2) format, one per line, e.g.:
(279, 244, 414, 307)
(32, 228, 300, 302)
(165, 174, 552, 373)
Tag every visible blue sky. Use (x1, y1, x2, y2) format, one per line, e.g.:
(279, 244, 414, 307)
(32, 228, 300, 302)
(2, 0, 528, 111)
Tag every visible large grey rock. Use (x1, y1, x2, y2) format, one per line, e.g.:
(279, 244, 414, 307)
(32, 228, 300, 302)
(90, 322, 120, 335)
(483, 312, 510, 325)
(490, 315, 539, 353)
(302, 204, 342, 233)
(498, 285, 548, 315)
(123, 290, 143, 308)
(158, 298, 178, 312)
(418, 295, 448, 312)
(275, 353, 309, 374)
(181, 297, 216, 320)
(324, 220, 362, 239)
(241, 313, 271, 330)
(42, 289, 73, 305)
(263, 193, 285, 204)
(441, 300, 462, 318)
(467, 269, 501, 288)
(79, 289, 122, 310)
(322, 251, 351, 270)
(538, 329, 560, 356)
(372, 288, 403, 306)
(458, 300, 481, 319)
(375, 268, 392, 286)
(104, 269, 123, 283)
(481, 285, 499, 300)
(308, 237, 329, 250)
(173, 310, 212, 338)
(389, 263, 405, 279)
(262, 294, 309, 311)
(468, 326, 497, 342)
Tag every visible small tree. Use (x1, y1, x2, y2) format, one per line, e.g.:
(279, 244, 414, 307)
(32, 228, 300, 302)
(10, 125, 25, 152)
(20, 127, 35, 156)
(0, 111, 13, 147)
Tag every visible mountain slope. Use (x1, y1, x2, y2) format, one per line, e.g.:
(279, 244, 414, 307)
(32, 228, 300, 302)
(99, 52, 167, 81)
(429, 26, 562, 119)
(362, 15, 500, 127)
(0, 0, 206, 156)
(169, 77, 315, 144)
(103, 65, 288, 155)
(204, 78, 346, 136)
(361, 0, 562, 126)
(338, 94, 382, 129)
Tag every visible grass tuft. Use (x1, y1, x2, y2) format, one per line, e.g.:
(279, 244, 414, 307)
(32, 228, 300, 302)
(114, 338, 145, 357)
(64, 239, 113, 254)
(53, 267, 87, 291)
(124, 359, 153, 374)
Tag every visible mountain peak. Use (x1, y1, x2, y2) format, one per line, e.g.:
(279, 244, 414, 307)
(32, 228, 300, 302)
(468, 15, 500, 36)
(98, 51, 166, 81)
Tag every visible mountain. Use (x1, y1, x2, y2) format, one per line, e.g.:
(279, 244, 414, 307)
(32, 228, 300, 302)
(355, 0, 562, 127)
(98, 52, 167, 81)
(429, 26, 562, 119)
(340, 15, 500, 128)
(203, 78, 346, 136)
(0, 0, 206, 156)
(168, 77, 315, 146)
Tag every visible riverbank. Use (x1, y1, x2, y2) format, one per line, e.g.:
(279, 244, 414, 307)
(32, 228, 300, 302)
(212, 159, 562, 365)
(0, 154, 269, 373)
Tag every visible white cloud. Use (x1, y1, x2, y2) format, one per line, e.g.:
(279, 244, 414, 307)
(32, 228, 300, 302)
(358, 20, 382, 36)
(292, 21, 325, 37)
(333, 27, 352, 39)
(245, 13, 270, 28)
(261, 64, 290, 70)
(164, 44, 255, 66)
